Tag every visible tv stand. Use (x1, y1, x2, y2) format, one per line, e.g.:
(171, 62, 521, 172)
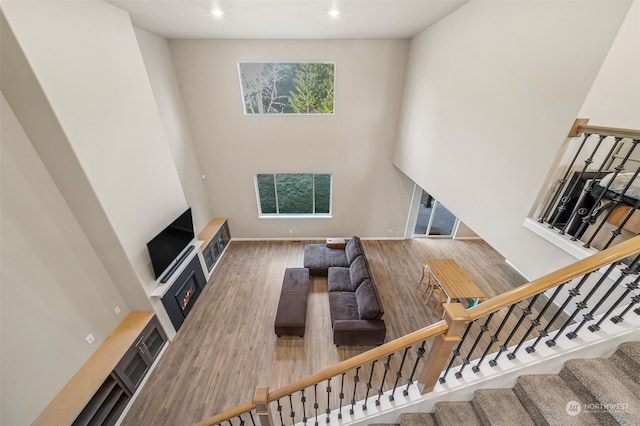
(160, 245, 195, 283)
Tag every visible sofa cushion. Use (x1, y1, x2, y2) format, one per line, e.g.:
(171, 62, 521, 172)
(344, 236, 363, 264)
(349, 255, 370, 290)
(328, 267, 352, 292)
(355, 279, 383, 320)
(328, 291, 359, 323)
(303, 243, 349, 276)
(333, 320, 386, 346)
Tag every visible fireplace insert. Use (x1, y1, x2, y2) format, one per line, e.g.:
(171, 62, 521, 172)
(161, 255, 206, 330)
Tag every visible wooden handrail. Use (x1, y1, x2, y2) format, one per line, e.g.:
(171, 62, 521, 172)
(194, 402, 257, 426)
(468, 235, 640, 319)
(195, 321, 448, 425)
(568, 118, 640, 139)
(268, 321, 448, 401)
(195, 234, 640, 426)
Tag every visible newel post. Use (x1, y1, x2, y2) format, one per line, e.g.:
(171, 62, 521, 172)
(253, 386, 273, 426)
(417, 303, 470, 394)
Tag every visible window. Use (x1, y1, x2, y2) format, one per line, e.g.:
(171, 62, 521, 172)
(238, 62, 335, 115)
(256, 174, 332, 216)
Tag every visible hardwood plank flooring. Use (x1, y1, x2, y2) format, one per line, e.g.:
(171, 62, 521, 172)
(121, 238, 529, 426)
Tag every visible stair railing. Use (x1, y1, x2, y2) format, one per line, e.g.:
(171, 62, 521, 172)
(196, 235, 640, 426)
(538, 119, 640, 250)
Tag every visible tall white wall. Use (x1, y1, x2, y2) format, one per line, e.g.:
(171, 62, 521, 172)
(0, 2, 195, 422)
(393, 0, 633, 279)
(169, 39, 415, 239)
(0, 93, 130, 426)
(578, 0, 640, 128)
(1, 1, 188, 332)
(133, 27, 214, 233)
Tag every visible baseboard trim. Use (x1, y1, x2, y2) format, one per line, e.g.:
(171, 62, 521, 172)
(505, 259, 530, 281)
(229, 237, 406, 242)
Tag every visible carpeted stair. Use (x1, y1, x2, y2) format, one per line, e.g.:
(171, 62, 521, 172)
(371, 341, 640, 425)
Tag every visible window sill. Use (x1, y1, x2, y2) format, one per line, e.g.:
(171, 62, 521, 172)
(258, 214, 333, 220)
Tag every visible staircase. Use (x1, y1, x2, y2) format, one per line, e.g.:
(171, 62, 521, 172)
(376, 341, 640, 425)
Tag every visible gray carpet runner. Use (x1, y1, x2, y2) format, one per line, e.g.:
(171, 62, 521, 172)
(371, 341, 640, 425)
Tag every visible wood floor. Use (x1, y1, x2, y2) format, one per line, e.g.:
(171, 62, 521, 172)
(121, 238, 528, 426)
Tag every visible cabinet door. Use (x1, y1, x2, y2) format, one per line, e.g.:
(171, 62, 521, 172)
(114, 343, 151, 394)
(139, 317, 167, 362)
(113, 316, 166, 394)
(202, 244, 214, 271)
(219, 221, 230, 250)
(211, 238, 221, 261)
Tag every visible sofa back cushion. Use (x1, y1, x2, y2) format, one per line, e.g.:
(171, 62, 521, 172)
(345, 236, 363, 264)
(328, 267, 353, 292)
(349, 255, 370, 290)
(355, 279, 384, 320)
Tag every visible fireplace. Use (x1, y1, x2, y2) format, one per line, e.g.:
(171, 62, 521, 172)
(161, 255, 206, 330)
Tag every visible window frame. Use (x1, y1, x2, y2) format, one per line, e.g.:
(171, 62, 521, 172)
(238, 61, 336, 116)
(254, 173, 333, 218)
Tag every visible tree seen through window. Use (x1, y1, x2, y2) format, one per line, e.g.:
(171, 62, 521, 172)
(256, 174, 331, 215)
(239, 62, 335, 115)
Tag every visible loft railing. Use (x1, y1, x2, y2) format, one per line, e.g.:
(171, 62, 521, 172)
(195, 235, 640, 426)
(538, 119, 640, 250)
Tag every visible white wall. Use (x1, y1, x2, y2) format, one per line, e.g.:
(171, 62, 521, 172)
(0, 3, 199, 422)
(1, 1, 190, 334)
(578, 0, 640, 128)
(0, 94, 129, 426)
(169, 39, 416, 239)
(393, 0, 633, 280)
(133, 27, 214, 233)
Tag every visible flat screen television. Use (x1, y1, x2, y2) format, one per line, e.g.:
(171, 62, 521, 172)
(147, 208, 195, 281)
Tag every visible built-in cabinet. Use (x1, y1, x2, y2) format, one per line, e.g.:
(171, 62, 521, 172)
(112, 316, 166, 393)
(33, 312, 166, 426)
(198, 218, 230, 272)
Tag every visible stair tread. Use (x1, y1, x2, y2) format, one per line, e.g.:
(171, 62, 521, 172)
(372, 342, 640, 426)
(610, 341, 640, 383)
(472, 388, 535, 426)
(434, 401, 482, 425)
(614, 341, 640, 361)
(399, 412, 437, 426)
(561, 358, 640, 424)
(515, 374, 602, 425)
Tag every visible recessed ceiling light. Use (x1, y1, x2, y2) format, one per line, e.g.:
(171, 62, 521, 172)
(211, 7, 224, 18)
(328, 8, 340, 19)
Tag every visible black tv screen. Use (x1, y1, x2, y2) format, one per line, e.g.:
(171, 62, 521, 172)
(147, 208, 195, 280)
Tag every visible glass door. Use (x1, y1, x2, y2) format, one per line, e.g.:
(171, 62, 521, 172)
(413, 190, 459, 237)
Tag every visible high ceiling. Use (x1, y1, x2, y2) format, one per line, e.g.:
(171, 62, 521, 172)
(108, 0, 469, 40)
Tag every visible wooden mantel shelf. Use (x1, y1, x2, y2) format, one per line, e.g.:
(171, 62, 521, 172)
(33, 312, 155, 426)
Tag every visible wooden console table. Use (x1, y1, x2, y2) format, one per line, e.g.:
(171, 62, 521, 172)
(421, 259, 485, 306)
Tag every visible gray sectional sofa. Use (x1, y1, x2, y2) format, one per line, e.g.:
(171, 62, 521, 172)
(303, 236, 386, 346)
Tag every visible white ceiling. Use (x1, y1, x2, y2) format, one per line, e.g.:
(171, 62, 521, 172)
(108, 0, 469, 40)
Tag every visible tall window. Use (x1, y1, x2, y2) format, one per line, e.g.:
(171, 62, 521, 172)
(256, 174, 331, 216)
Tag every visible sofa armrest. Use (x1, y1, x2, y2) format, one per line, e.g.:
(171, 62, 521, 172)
(333, 320, 386, 346)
